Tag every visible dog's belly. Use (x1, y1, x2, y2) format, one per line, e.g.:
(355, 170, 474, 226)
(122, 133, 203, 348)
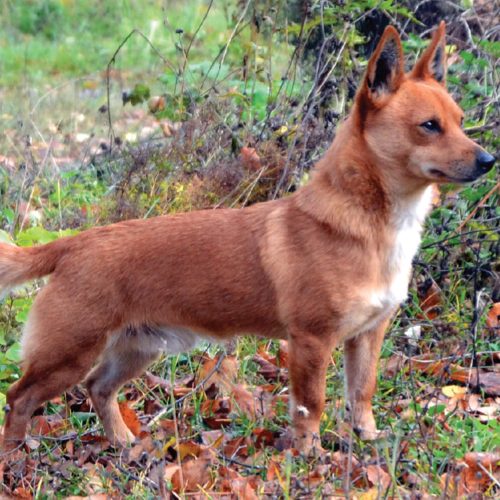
(109, 324, 207, 355)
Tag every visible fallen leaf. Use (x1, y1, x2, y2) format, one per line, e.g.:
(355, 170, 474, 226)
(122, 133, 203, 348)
(170, 449, 215, 493)
(177, 440, 201, 461)
(148, 95, 165, 113)
(410, 357, 500, 396)
(252, 354, 281, 381)
(486, 302, 500, 329)
(231, 384, 257, 417)
(144, 372, 172, 391)
(365, 464, 391, 491)
(197, 355, 238, 394)
(277, 340, 289, 367)
(462, 452, 500, 493)
(442, 385, 467, 398)
(12, 487, 32, 499)
(240, 147, 261, 171)
(30, 415, 65, 437)
(223, 436, 249, 458)
(200, 429, 225, 448)
(230, 476, 260, 499)
(418, 280, 442, 320)
(358, 487, 382, 500)
(253, 428, 276, 449)
(381, 353, 405, 377)
(118, 401, 141, 437)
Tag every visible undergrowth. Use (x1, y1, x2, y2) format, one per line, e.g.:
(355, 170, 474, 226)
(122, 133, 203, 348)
(0, 0, 498, 497)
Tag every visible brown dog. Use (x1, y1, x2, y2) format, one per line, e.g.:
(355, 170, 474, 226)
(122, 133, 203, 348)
(0, 22, 495, 455)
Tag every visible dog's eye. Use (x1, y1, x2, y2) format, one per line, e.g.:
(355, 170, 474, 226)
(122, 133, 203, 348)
(420, 120, 441, 133)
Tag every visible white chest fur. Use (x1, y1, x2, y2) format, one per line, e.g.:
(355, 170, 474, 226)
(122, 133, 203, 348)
(344, 186, 434, 338)
(373, 185, 434, 308)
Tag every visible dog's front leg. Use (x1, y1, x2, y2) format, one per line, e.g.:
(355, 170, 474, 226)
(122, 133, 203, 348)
(344, 318, 390, 440)
(288, 328, 334, 455)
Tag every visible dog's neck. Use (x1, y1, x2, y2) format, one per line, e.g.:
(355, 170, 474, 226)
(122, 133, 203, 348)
(294, 117, 433, 241)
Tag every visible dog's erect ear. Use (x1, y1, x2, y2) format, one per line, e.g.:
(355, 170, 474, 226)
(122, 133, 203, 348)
(411, 21, 447, 84)
(362, 25, 404, 103)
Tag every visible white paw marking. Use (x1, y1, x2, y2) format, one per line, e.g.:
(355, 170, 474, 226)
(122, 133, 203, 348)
(297, 405, 310, 417)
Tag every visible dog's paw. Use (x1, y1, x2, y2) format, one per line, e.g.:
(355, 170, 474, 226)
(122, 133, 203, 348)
(355, 427, 390, 441)
(293, 431, 325, 458)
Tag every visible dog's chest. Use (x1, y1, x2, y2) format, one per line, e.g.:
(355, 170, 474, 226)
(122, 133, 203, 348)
(344, 187, 433, 336)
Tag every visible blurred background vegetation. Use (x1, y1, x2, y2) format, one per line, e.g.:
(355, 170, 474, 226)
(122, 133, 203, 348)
(0, 0, 498, 497)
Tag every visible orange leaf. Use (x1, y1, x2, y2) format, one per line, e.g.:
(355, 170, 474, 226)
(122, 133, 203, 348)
(201, 397, 231, 417)
(252, 354, 281, 381)
(223, 436, 249, 458)
(365, 464, 391, 491)
(196, 355, 238, 393)
(418, 281, 442, 320)
(30, 415, 65, 436)
(12, 487, 32, 499)
(464, 451, 500, 470)
(177, 440, 201, 461)
(231, 384, 257, 417)
(171, 449, 215, 493)
(240, 147, 261, 171)
(118, 401, 141, 437)
(278, 340, 289, 367)
(230, 476, 260, 500)
(253, 428, 276, 448)
(486, 302, 500, 329)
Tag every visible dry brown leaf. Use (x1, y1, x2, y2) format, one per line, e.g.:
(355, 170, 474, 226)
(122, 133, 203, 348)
(118, 401, 141, 437)
(441, 453, 500, 496)
(231, 384, 257, 417)
(148, 95, 165, 113)
(464, 451, 500, 470)
(418, 281, 442, 320)
(278, 340, 289, 367)
(11, 487, 32, 499)
(410, 357, 500, 396)
(171, 449, 215, 493)
(240, 146, 261, 171)
(200, 429, 225, 448)
(381, 353, 405, 377)
(223, 436, 249, 458)
(486, 302, 500, 329)
(197, 355, 238, 394)
(177, 440, 201, 461)
(144, 372, 172, 391)
(252, 354, 281, 381)
(30, 415, 65, 437)
(266, 459, 282, 481)
(253, 428, 276, 449)
(365, 464, 391, 491)
(230, 476, 260, 500)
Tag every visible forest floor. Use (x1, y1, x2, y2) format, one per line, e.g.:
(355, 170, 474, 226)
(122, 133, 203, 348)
(0, 1, 499, 498)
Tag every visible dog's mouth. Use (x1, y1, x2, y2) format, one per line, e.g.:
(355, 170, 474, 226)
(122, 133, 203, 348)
(427, 168, 477, 184)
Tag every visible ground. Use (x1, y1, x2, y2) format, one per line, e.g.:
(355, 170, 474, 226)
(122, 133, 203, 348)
(0, 1, 499, 498)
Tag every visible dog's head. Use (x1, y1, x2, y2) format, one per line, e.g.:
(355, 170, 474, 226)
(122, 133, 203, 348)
(355, 22, 495, 185)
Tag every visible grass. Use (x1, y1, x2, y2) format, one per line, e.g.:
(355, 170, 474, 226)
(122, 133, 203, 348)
(0, 0, 499, 497)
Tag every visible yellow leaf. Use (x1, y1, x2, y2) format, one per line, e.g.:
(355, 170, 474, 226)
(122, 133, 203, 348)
(442, 385, 467, 398)
(357, 487, 380, 500)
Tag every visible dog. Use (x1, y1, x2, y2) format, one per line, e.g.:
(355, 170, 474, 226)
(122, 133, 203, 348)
(0, 22, 495, 455)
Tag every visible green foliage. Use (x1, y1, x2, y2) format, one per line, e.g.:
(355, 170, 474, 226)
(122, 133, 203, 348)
(0, 0, 498, 497)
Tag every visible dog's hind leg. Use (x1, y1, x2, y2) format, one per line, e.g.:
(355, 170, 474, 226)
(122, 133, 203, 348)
(2, 291, 107, 451)
(85, 327, 162, 446)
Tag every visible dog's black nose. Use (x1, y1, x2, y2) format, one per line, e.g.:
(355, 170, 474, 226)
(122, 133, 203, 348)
(475, 150, 496, 173)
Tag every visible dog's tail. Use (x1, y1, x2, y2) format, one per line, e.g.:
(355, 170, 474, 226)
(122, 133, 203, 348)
(0, 240, 66, 297)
